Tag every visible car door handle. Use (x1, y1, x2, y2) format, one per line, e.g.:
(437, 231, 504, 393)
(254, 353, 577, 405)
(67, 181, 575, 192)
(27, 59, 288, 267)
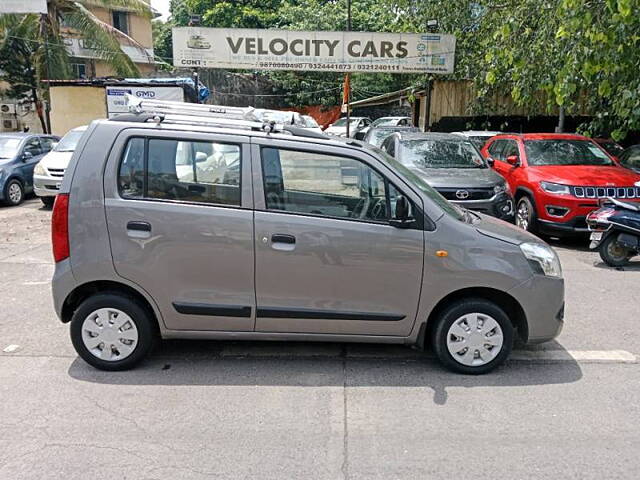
(271, 234, 295, 244)
(127, 221, 151, 232)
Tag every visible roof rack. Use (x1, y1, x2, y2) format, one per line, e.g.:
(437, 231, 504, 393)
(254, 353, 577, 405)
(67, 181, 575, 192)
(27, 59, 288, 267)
(114, 95, 331, 140)
(119, 94, 283, 133)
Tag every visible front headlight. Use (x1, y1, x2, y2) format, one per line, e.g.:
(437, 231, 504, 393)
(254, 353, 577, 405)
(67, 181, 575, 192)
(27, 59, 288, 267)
(520, 242, 563, 278)
(540, 181, 570, 195)
(34, 162, 46, 176)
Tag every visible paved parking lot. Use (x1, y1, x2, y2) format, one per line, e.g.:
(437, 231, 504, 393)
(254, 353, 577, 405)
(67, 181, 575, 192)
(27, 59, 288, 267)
(1, 198, 639, 479)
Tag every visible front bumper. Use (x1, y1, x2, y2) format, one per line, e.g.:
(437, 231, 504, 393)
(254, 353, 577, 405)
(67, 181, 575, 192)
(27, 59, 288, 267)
(451, 193, 514, 221)
(33, 173, 62, 197)
(508, 274, 564, 343)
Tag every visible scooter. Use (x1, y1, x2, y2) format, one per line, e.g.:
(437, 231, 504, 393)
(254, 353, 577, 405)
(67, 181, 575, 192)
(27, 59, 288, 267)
(587, 197, 640, 267)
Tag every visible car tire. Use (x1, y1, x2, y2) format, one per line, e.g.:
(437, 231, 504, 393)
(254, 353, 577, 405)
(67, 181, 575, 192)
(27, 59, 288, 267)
(3, 179, 24, 206)
(41, 196, 55, 208)
(515, 195, 538, 233)
(432, 298, 514, 375)
(599, 234, 631, 267)
(70, 292, 157, 371)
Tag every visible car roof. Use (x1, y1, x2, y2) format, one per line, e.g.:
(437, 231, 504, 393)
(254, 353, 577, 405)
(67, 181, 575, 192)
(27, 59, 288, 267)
(452, 130, 503, 136)
(492, 133, 590, 141)
(394, 131, 470, 142)
(369, 125, 417, 131)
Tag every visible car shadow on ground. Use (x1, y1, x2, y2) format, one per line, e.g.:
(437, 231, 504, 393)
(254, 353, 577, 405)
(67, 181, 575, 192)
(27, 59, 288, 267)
(68, 340, 583, 405)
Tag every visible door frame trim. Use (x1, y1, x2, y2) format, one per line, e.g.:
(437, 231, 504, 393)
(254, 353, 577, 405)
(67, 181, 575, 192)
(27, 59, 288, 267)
(173, 302, 252, 318)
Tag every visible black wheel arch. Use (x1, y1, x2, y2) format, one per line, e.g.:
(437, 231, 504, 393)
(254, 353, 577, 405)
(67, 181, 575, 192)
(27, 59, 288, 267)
(421, 287, 528, 348)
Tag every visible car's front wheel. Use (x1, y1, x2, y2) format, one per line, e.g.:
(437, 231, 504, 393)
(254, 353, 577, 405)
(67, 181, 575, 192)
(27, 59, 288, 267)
(4, 179, 24, 206)
(515, 196, 537, 233)
(432, 299, 514, 374)
(70, 293, 156, 371)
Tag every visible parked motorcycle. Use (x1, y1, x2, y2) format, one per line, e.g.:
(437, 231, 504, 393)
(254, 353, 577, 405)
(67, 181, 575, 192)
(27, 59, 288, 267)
(587, 197, 640, 267)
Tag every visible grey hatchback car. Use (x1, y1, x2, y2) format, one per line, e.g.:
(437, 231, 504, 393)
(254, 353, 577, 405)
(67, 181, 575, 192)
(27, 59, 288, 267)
(51, 107, 564, 374)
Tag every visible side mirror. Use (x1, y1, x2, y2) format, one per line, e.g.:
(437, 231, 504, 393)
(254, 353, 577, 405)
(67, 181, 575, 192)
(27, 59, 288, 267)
(389, 196, 414, 229)
(486, 157, 495, 166)
(195, 152, 208, 163)
(506, 155, 520, 166)
(22, 151, 33, 161)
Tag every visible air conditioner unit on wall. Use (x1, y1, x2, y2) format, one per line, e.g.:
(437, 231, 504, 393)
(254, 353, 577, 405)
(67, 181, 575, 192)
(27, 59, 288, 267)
(2, 119, 18, 130)
(0, 103, 17, 115)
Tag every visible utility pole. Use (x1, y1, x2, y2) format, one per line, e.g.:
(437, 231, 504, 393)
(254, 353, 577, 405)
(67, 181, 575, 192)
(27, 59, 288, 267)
(345, 0, 352, 138)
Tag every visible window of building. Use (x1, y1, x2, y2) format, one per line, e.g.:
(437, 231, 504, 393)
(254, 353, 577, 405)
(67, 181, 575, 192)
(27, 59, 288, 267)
(261, 147, 392, 222)
(71, 63, 86, 79)
(112, 11, 129, 35)
(118, 137, 241, 206)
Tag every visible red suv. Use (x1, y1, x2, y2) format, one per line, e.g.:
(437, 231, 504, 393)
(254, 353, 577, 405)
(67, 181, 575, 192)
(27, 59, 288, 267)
(481, 133, 640, 236)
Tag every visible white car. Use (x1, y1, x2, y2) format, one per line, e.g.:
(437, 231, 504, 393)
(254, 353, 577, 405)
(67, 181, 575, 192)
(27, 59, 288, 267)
(325, 117, 372, 138)
(33, 126, 87, 207)
(302, 115, 323, 133)
(357, 116, 412, 139)
(452, 131, 504, 150)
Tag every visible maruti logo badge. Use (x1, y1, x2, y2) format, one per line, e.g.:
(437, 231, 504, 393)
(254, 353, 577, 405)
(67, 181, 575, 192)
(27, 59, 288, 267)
(456, 190, 470, 200)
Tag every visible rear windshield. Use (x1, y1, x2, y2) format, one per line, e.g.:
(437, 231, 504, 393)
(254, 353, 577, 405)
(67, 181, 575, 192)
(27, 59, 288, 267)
(524, 139, 614, 166)
(54, 130, 85, 152)
(399, 139, 487, 169)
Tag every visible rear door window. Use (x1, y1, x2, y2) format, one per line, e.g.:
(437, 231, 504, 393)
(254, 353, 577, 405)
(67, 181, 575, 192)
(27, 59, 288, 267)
(118, 137, 241, 206)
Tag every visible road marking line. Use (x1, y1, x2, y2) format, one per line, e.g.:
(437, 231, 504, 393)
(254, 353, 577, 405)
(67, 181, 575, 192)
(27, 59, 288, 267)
(3, 345, 20, 353)
(511, 350, 636, 363)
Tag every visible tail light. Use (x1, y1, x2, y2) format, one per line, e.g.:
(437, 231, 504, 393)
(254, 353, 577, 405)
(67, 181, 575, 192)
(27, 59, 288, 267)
(52, 194, 70, 262)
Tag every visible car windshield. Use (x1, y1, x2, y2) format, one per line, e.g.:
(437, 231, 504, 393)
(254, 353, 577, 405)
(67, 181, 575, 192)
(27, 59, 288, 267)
(367, 127, 418, 147)
(0, 138, 21, 159)
(377, 149, 465, 221)
(524, 139, 614, 166)
(54, 129, 85, 152)
(332, 118, 359, 127)
(399, 139, 487, 169)
(598, 141, 624, 157)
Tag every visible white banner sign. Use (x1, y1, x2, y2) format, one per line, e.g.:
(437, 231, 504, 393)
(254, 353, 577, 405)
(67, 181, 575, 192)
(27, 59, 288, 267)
(173, 27, 455, 74)
(0, 0, 47, 14)
(106, 86, 184, 117)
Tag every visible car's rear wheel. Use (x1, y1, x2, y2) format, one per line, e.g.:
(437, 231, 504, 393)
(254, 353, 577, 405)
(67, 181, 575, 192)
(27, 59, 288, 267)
(599, 234, 631, 267)
(432, 299, 514, 374)
(70, 293, 156, 371)
(4, 179, 24, 206)
(515, 196, 537, 233)
(41, 196, 55, 208)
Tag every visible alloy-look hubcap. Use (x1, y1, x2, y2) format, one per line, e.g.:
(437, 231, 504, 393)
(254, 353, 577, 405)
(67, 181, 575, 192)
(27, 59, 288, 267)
(446, 313, 504, 367)
(516, 201, 530, 230)
(81, 308, 139, 361)
(8, 183, 22, 204)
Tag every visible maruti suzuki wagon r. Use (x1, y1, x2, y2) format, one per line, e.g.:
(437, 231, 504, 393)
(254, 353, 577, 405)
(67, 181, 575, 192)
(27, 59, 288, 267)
(51, 105, 564, 374)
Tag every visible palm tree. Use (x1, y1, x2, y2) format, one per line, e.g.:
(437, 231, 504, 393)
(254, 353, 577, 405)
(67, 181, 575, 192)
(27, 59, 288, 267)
(0, 0, 152, 132)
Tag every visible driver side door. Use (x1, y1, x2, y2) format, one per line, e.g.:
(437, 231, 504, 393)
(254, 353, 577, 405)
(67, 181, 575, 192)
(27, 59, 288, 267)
(251, 141, 425, 337)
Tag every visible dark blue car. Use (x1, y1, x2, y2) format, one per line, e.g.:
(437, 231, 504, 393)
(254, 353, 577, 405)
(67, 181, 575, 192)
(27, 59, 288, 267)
(0, 133, 59, 206)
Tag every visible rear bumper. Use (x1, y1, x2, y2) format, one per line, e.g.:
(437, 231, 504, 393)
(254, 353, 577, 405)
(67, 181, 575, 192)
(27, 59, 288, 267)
(508, 274, 565, 343)
(52, 259, 75, 321)
(33, 174, 62, 197)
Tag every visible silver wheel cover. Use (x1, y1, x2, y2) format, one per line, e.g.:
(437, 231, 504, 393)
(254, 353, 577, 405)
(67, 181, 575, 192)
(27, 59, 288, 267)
(8, 182, 22, 203)
(81, 308, 139, 361)
(446, 313, 504, 367)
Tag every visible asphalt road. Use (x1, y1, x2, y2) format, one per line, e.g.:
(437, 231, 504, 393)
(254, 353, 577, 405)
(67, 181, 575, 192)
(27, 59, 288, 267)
(1, 198, 639, 479)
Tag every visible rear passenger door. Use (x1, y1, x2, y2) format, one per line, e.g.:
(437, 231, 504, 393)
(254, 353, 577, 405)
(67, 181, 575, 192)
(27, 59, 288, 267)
(104, 130, 255, 332)
(251, 139, 425, 337)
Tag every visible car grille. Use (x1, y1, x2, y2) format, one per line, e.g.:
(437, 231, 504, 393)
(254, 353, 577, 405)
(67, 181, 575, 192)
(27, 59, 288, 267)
(47, 168, 65, 178)
(437, 188, 494, 201)
(571, 186, 640, 199)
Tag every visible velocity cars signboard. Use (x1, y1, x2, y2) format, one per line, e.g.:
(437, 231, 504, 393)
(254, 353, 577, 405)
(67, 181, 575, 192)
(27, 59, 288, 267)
(172, 28, 456, 74)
